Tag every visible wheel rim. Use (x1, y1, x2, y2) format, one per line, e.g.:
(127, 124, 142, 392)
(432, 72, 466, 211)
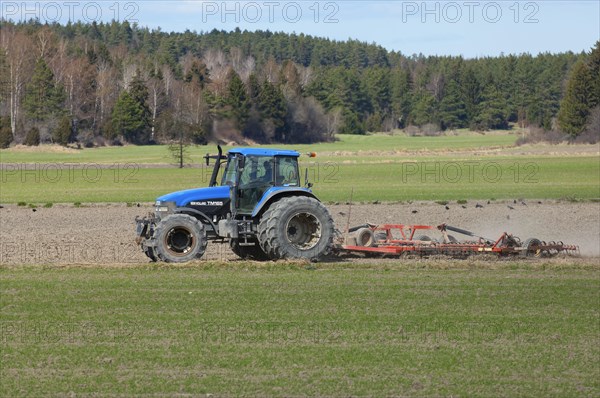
(526, 239, 543, 257)
(285, 212, 322, 251)
(165, 227, 195, 256)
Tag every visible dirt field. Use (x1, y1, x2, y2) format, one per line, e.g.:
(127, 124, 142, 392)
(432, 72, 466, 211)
(0, 201, 598, 265)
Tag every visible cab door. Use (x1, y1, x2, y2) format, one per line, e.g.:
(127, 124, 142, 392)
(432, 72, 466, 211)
(236, 155, 274, 214)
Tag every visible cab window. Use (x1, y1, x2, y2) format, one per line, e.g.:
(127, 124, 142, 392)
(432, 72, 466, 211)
(276, 157, 299, 186)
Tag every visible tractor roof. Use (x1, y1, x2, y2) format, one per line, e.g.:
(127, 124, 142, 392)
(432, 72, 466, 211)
(228, 148, 300, 157)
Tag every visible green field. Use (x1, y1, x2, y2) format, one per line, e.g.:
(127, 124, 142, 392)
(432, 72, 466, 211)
(1, 132, 599, 203)
(2, 131, 599, 397)
(1, 156, 598, 203)
(1, 262, 598, 396)
(0, 133, 519, 164)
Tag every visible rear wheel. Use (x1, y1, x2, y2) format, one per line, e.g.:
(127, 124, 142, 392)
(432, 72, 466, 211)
(153, 214, 207, 263)
(258, 196, 334, 260)
(230, 238, 269, 260)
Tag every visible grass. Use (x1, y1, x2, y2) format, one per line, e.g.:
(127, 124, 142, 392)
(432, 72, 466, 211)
(1, 263, 598, 396)
(0, 133, 519, 164)
(313, 156, 600, 202)
(1, 156, 598, 203)
(1, 132, 598, 203)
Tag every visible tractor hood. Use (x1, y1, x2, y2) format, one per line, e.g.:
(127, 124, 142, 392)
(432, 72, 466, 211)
(156, 186, 230, 207)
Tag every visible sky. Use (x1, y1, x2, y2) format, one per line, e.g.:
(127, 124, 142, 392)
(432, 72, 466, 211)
(2, 1, 599, 57)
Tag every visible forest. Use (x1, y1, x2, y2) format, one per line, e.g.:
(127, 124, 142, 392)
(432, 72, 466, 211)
(0, 20, 598, 147)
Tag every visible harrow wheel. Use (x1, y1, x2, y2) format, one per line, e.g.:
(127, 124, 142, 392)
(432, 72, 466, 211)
(416, 235, 432, 243)
(523, 238, 544, 258)
(355, 228, 376, 247)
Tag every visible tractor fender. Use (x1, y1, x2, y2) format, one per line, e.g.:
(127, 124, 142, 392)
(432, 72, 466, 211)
(174, 207, 218, 233)
(251, 187, 318, 218)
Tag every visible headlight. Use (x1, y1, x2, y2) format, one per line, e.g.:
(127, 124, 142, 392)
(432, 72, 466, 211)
(155, 201, 176, 213)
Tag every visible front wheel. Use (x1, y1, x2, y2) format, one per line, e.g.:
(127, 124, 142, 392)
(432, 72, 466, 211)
(153, 214, 207, 263)
(258, 196, 334, 261)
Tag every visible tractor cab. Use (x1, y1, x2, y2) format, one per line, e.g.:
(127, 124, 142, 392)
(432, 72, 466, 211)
(221, 148, 302, 214)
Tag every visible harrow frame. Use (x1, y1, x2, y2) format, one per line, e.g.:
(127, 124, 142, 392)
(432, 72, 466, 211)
(340, 223, 579, 258)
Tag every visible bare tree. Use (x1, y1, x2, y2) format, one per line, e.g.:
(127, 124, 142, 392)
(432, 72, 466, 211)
(94, 61, 119, 131)
(184, 84, 209, 127)
(0, 28, 34, 137)
(63, 57, 95, 120)
(180, 52, 196, 77)
(427, 72, 445, 101)
(230, 47, 256, 82)
(122, 63, 138, 90)
(148, 75, 165, 141)
(161, 65, 174, 97)
(203, 49, 229, 96)
(36, 27, 56, 59)
(50, 38, 68, 85)
(326, 107, 343, 139)
(263, 57, 280, 84)
(298, 65, 313, 88)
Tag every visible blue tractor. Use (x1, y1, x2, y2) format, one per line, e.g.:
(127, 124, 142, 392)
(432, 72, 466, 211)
(136, 146, 334, 262)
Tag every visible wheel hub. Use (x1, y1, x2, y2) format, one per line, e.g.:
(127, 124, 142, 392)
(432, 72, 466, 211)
(165, 227, 195, 255)
(285, 212, 322, 251)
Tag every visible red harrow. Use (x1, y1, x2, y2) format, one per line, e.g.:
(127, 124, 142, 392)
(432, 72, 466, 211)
(339, 223, 579, 258)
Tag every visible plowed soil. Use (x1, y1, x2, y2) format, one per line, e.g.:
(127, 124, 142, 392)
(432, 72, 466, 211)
(1, 201, 598, 265)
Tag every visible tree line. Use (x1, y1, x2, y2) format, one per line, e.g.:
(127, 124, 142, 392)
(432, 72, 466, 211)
(0, 20, 598, 148)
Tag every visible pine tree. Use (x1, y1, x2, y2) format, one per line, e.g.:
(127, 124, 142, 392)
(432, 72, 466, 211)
(226, 69, 250, 131)
(364, 67, 391, 116)
(184, 60, 211, 89)
(460, 66, 481, 124)
(248, 73, 261, 101)
(588, 41, 600, 107)
(0, 116, 13, 148)
(112, 70, 152, 143)
(438, 81, 467, 130)
(339, 110, 364, 135)
(344, 67, 371, 117)
(129, 70, 151, 123)
(111, 91, 148, 143)
(24, 127, 40, 146)
(558, 60, 593, 136)
(23, 58, 65, 121)
(52, 116, 73, 146)
(168, 137, 191, 169)
(258, 80, 287, 141)
(529, 62, 562, 130)
(513, 55, 537, 126)
(472, 86, 509, 130)
(390, 67, 412, 128)
(411, 93, 437, 127)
